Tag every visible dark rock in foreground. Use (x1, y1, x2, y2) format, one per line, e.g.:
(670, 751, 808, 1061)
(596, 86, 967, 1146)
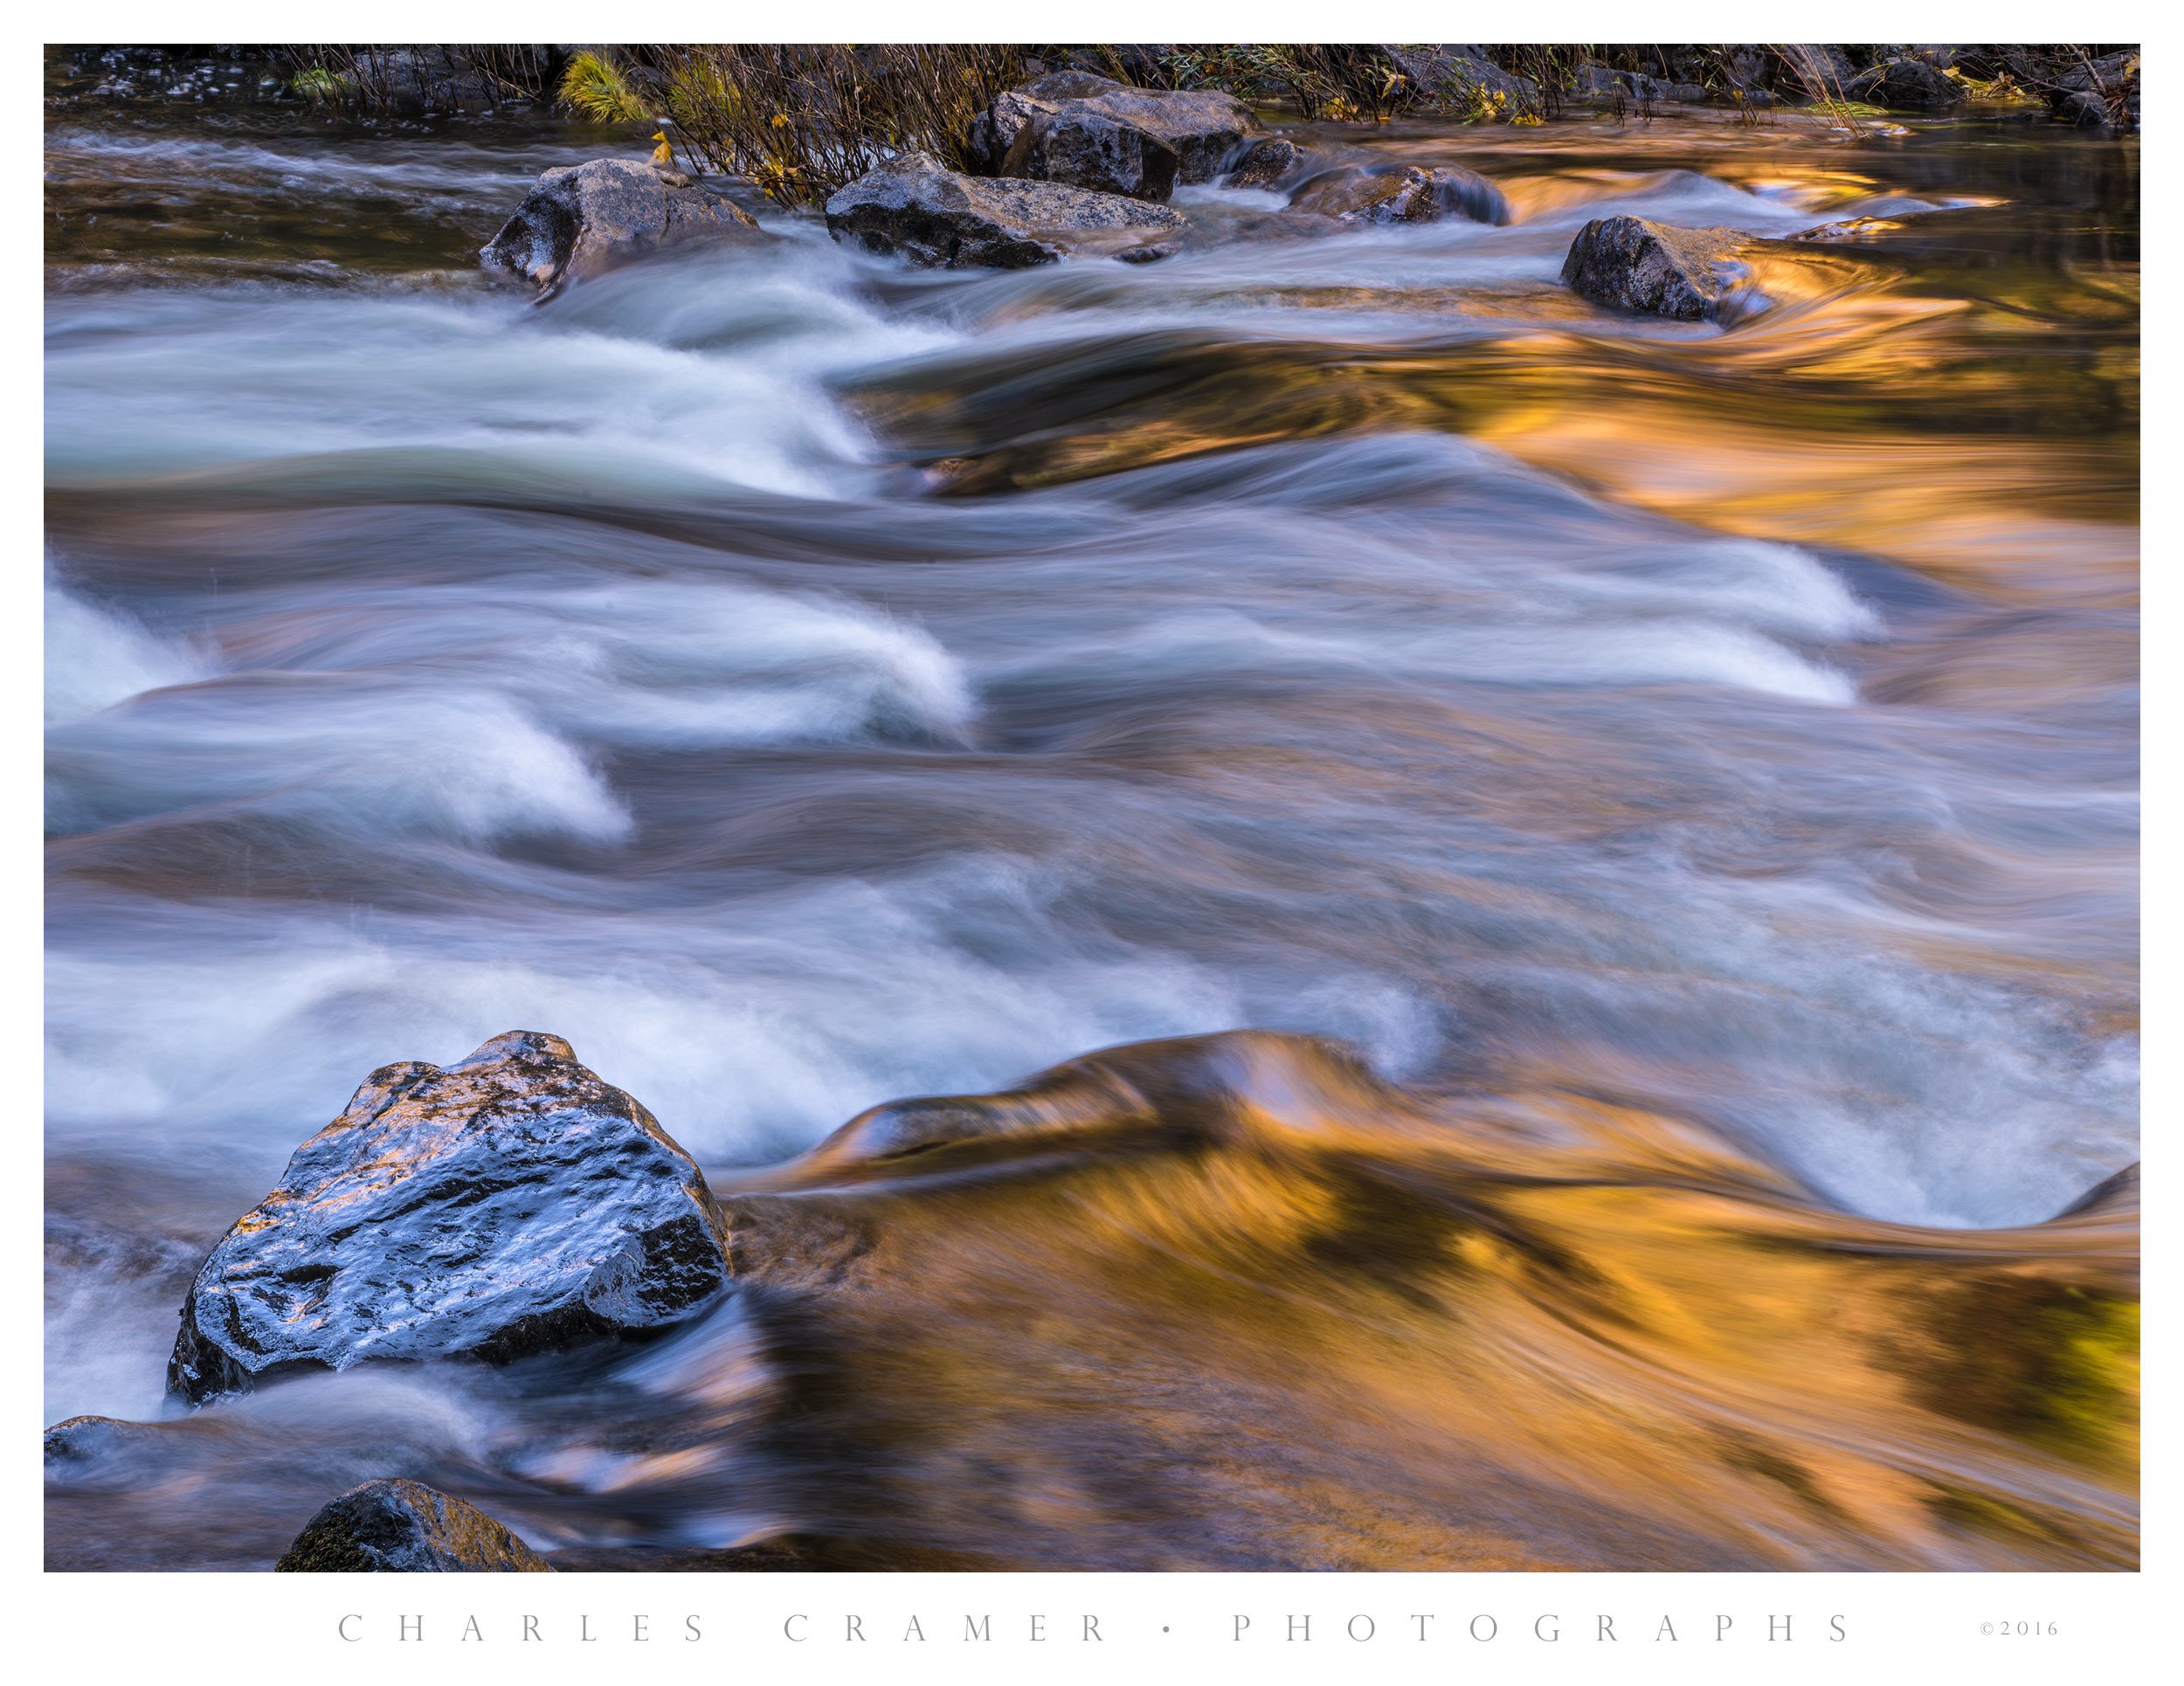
(826, 153, 1188, 268)
(168, 1030, 730, 1406)
(1289, 162, 1510, 227)
(1850, 58, 1966, 111)
(278, 1479, 552, 1572)
(1560, 216, 1753, 322)
(967, 72, 1261, 193)
(480, 158, 765, 300)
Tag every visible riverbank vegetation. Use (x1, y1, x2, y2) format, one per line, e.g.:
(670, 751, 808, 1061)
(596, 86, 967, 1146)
(56, 43, 2142, 211)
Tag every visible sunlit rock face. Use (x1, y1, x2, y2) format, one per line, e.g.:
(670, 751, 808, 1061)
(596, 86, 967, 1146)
(1560, 215, 1753, 321)
(168, 1031, 730, 1405)
(276, 1479, 552, 1572)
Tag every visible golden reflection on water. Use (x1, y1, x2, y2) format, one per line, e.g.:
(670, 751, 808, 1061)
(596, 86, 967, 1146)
(788, 144, 2141, 1558)
(868, 152, 2137, 603)
(714, 1033, 2135, 1570)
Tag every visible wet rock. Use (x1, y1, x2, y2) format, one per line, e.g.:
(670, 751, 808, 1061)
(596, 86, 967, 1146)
(1221, 137, 1309, 189)
(277, 1479, 552, 1572)
(966, 72, 1261, 190)
(480, 157, 764, 300)
(1567, 66, 1707, 107)
(826, 152, 1188, 268)
(1560, 216, 1753, 322)
(972, 98, 1178, 202)
(1795, 216, 1904, 244)
(2047, 51, 2139, 131)
(1850, 58, 1966, 110)
(167, 1031, 730, 1406)
(43, 1415, 138, 1468)
(2054, 1163, 2139, 1220)
(1289, 162, 1510, 228)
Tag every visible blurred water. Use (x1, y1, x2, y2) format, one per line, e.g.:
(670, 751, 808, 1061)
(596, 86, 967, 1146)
(44, 100, 2137, 1569)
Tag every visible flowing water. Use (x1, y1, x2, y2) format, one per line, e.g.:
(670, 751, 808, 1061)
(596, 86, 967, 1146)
(44, 97, 2138, 1570)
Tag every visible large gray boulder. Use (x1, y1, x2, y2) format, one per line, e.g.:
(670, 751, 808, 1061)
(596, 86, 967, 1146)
(168, 1031, 731, 1406)
(826, 152, 1188, 268)
(277, 1479, 553, 1572)
(966, 72, 1261, 193)
(1289, 162, 1510, 227)
(479, 157, 764, 299)
(1560, 216, 1753, 322)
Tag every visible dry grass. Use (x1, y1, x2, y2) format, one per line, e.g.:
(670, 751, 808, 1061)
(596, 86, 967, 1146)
(637, 45, 1031, 207)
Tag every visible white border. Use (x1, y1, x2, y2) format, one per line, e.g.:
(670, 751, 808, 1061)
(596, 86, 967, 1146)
(16, 7, 2165, 1677)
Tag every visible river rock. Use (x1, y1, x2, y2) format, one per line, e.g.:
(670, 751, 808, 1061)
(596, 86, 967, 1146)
(1850, 58, 1966, 110)
(2047, 51, 2139, 131)
(1221, 137, 1309, 189)
(1560, 216, 1752, 322)
(1289, 162, 1510, 227)
(1567, 66, 1709, 107)
(1375, 45, 1538, 112)
(167, 1031, 731, 1406)
(479, 157, 764, 300)
(966, 72, 1261, 191)
(44, 1414, 141, 1468)
(2053, 1163, 2139, 1220)
(277, 1479, 553, 1572)
(826, 152, 1188, 267)
(1778, 44, 1862, 99)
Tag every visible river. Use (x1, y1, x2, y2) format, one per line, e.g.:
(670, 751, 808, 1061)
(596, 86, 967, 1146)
(44, 92, 2138, 1570)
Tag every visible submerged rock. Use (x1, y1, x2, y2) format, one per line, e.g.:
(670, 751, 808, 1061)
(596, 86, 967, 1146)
(1289, 162, 1510, 227)
(168, 1031, 730, 1406)
(479, 157, 764, 300)
(1560, 216, 1753, 322)
(966, 72, 1261, 192)
(43, 1415, 140, 1468)
(826, 152, 1188, 268)
(277, 1479, 552, 1572)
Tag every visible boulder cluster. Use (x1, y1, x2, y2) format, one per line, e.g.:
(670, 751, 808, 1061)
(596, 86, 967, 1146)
(469, 51, 2135, 295)
(823, 72, 1508, 270)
